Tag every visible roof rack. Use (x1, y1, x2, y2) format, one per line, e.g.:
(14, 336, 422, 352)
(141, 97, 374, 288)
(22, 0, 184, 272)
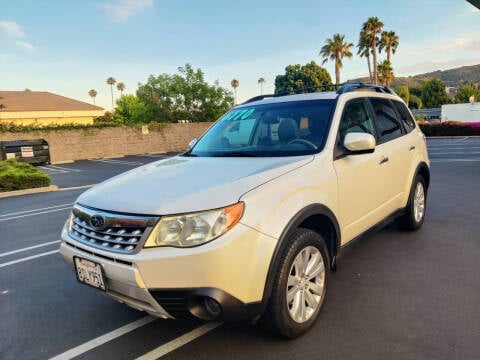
(242, 83, 397, 105)
(336, 83, 396, 95)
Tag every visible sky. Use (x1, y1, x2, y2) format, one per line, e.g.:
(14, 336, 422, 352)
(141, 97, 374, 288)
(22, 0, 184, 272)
(1, 0, 479, 111)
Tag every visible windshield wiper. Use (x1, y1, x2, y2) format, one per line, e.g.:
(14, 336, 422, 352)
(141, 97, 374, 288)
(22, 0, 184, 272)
(213, 151, 258, 157)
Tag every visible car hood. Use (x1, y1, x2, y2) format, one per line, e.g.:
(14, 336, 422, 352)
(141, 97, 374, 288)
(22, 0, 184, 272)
(77, 155, 314, 215)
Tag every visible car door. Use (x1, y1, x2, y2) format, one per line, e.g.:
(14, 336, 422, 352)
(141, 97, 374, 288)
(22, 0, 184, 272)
(368, 97, 411, 212)
(333, 98, 391, 244)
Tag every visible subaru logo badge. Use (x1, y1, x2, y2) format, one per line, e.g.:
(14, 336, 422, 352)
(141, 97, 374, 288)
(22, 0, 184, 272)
(90, 215, 105, 229)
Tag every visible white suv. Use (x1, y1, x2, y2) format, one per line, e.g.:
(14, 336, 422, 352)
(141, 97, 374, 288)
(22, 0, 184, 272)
(60, 83, 430, 338)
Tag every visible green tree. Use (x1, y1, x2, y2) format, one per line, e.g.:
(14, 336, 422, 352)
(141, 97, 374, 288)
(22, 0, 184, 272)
(421, 78, 448, 108)
(106, 77, 116, 109)
(116, 82, 126, 97)
(258, 77, 266, 95)
(357, 30, 373, 82)
(113, 95, 150, 124)
(377, 60, 394, 87)
(137, 64, 233, 122)
(231, 79, 239, 104)
(394, 85, 410, 105)
(88, 89, 98, 105)
(274, 61, 332, 94)
(362, 17, 384, 84)
(409, 95, 422, 109)
(455, 82, 480, 103)
(379, 31, 399, 63)
(319, 33, 353, 85)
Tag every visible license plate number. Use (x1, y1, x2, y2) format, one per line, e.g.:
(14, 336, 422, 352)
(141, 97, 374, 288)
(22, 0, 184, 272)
(74, 257, 106, 291)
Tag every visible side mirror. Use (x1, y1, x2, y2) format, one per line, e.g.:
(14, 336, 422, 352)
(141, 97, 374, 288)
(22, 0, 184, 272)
(188, 138, 198, 149)
(343, 132, 376, 153)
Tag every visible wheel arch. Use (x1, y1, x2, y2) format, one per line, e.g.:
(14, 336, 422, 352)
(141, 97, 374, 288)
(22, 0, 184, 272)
(261, 204, 340, 305)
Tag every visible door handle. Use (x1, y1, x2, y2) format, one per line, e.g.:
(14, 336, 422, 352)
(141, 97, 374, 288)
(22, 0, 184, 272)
(379, 156, 389, 165)
(409, 145, 416, 151)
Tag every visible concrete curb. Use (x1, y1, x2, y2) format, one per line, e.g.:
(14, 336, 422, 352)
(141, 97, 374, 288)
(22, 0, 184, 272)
(0, 184, 95, 199)
(0, 185, 59, 199)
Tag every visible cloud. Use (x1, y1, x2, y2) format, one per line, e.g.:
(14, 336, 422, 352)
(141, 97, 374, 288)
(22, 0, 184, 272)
(102, 0, 154, 22)
(0, 20, 25, 38)
(16, 41, 36, 52)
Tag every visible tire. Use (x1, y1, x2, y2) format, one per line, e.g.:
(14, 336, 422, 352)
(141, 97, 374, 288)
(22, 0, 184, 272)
(396, 175, 427, 231)
(264, 228, 329, 338)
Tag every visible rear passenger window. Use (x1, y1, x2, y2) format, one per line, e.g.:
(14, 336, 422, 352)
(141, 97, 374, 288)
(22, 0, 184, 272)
(370, 98, 403, 144)
(392, 101, 416, 132)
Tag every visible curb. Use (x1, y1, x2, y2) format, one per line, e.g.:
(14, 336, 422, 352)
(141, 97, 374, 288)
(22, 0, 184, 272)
(0, 184, 95, 199)
(0, 185, 59, 199)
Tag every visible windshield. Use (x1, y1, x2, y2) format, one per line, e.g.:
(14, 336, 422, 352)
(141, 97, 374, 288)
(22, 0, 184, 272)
(187, 100, 335, 157)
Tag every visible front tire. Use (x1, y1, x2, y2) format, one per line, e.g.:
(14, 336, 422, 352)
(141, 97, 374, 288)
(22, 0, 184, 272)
(396, 175, 427, 231)
(264, 228, 329, 338)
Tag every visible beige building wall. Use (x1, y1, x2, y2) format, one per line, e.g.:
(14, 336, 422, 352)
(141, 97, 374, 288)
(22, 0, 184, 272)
(0, 110, 105, 126)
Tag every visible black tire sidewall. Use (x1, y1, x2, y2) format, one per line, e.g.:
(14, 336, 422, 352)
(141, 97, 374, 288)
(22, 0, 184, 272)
(408, 175, 427, 229)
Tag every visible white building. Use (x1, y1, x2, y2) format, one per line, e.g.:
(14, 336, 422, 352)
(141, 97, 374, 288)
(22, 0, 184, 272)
(441, 102, 480, 123)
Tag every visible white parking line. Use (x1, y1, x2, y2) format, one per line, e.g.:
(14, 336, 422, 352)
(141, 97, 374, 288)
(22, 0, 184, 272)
(46, 165, 82, 172)
(0, 206, 72, 222)
(0, 250, 59, 268)
(50, 316, 156, 360)
(89, 159, 144, 166)
(0, 203, 74, 218)
(428, 151, 480, 155)
(430, 158, 480, 162)
(0, 240, 61, 257)
(136, 322, 222, 360)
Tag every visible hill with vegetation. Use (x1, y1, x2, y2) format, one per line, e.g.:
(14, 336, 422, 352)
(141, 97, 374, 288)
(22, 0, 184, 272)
(350, 64, 480, 87)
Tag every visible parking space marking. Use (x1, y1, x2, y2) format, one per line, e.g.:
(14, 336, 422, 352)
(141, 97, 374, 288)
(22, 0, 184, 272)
(89, 159, 144, 166)
(38, 165, 83, 175)
(430, 158, 480, 162)
(136, 322, 222, 360)
(50, 316, 156, 360)
(0, 206, 72, 222)
(0, 203, 73, 218)
(0, 249, 59, 268)
(427, 151, 480, 155)
(0, 240, 61, 257)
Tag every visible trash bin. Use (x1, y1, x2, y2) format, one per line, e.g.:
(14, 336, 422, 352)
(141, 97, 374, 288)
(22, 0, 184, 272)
(0, 139, 50, 165)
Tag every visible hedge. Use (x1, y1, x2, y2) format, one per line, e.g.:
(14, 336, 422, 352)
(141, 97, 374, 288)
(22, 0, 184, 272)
(419, 121, 480, 136)
(0, 159, 51, 192)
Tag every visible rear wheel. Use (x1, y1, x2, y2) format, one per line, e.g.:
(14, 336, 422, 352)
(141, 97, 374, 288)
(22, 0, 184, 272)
(264, 228, 329, 338)
(396, 175, 427, 231)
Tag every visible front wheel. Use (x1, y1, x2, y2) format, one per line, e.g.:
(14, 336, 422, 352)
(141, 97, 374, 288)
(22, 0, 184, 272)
(264, 228, 329, 338)
(396, 175, 427, 231)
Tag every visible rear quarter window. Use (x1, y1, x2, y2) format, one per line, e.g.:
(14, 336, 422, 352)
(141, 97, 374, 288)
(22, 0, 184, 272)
(392, 100, 416, 132)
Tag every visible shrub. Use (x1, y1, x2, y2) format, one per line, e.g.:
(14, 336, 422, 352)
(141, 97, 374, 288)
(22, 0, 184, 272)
(0, 159, 51, 192)
(419, 121, 480, 136)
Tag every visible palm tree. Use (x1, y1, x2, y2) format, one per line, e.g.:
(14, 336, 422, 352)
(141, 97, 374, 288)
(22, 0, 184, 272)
(106, 77, 116, 109)
(258, 77, 266, 95)
(319, 33, 353, 85)
(377, 60, 394, 87)
(357, 30, 373, 82)
(379, 31, 399, 63)
(362, 17, 384, 84)
(116, 82, 126, 97)
(231, 79, 239, 104)
(88, 89, 98, 105)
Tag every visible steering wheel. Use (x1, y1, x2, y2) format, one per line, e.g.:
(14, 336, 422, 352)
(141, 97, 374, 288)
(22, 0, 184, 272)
(287, 138, 317, 149)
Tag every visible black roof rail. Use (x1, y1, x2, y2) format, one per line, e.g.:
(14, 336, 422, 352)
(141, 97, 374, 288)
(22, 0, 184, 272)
(336, 83, 396, 95)
(275, 84, 340, 97)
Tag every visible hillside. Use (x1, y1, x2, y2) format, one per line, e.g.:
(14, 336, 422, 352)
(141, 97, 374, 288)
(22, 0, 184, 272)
(350, 64, 480, 87)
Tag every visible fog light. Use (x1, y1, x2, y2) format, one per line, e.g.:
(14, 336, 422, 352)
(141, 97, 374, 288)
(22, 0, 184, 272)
(204, 297, 222, 317)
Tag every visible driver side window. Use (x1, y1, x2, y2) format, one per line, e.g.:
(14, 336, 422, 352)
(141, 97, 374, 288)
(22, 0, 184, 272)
(338, 99, 375, 144)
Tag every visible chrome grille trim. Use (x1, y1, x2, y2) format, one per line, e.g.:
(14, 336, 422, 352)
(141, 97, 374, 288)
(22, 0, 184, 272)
(69, 204, 159, 254)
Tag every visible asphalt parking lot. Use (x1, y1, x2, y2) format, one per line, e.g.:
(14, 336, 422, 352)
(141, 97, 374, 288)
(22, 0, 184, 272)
(1, 139, 479, 360)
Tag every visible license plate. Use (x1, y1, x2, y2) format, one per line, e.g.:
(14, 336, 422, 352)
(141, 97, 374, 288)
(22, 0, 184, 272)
(74, 257, 106, 291)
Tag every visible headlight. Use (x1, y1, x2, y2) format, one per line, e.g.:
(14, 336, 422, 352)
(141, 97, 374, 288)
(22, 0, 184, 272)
(144, 202, 244, 248)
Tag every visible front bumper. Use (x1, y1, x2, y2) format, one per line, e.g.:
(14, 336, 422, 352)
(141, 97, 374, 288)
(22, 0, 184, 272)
(60, 221, 277, 320)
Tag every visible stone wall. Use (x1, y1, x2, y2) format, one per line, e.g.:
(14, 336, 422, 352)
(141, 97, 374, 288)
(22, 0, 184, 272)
(0, 123, 213, 163)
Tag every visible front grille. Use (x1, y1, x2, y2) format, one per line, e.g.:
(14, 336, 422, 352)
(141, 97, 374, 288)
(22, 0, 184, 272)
(69, 204, 159, 254)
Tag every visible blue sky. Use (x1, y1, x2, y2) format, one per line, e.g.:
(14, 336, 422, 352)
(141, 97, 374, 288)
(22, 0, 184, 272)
(1, 0, 479, 110)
